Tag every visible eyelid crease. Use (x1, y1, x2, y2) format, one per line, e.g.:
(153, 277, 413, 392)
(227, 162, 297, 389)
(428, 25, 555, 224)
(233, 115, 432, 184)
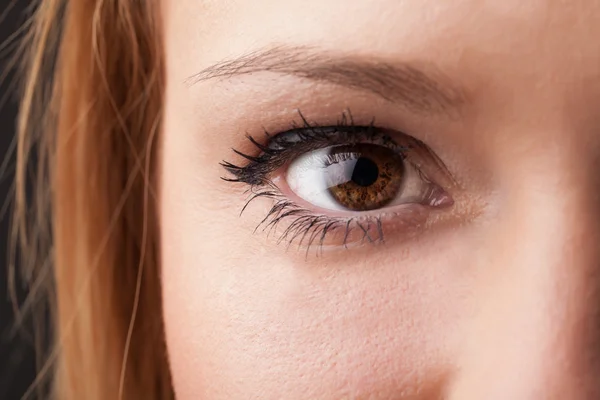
(186, 45, 468, 118)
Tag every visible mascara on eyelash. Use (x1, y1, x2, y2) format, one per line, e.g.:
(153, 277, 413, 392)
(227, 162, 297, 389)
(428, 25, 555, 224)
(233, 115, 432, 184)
(252, 189, 388, 257)
(220, 110, 408, 185)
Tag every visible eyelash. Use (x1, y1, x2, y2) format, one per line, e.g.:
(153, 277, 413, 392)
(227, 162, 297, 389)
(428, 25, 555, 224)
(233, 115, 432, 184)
(221, 111, 445, 255)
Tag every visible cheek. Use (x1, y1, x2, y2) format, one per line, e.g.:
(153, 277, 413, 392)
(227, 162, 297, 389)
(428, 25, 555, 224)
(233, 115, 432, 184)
(160, 170, 473, 399)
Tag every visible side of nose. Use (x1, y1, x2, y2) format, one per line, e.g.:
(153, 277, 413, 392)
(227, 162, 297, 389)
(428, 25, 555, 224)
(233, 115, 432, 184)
(448, 159, 600, 400)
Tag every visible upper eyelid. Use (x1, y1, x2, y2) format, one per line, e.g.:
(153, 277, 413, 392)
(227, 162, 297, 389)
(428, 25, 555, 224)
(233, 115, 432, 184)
(222, 122, 450, 187)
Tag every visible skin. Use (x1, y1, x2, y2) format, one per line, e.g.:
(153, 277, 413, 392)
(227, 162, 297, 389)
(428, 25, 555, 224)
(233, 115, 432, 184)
(160, 0, 600, 398)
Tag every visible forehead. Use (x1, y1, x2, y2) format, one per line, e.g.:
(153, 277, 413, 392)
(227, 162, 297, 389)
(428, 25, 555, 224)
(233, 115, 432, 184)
(165, 0, 600, 69)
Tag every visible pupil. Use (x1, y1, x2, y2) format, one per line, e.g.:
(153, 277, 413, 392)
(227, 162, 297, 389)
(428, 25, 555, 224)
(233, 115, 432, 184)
(351, 157, 379, 187)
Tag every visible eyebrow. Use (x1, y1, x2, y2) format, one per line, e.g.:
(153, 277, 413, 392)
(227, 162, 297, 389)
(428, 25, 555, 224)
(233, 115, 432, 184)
(186, 46, 467, 116)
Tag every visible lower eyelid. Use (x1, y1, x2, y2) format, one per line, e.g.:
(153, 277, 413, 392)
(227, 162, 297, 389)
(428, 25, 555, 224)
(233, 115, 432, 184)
(266, 174, 434, 248)
(275, 202, 430, 252)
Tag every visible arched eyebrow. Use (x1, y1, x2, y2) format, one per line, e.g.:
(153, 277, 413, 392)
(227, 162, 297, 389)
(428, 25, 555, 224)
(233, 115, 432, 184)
(186, 46, 467, 116)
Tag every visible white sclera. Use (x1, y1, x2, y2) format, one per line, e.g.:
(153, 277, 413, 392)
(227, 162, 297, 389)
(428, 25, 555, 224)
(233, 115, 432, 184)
(286, 145, 430, 212)
(286, 147, 360, 211)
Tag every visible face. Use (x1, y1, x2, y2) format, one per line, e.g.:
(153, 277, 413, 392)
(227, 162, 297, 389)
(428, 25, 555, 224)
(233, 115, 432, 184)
(160, 1, 600, 398)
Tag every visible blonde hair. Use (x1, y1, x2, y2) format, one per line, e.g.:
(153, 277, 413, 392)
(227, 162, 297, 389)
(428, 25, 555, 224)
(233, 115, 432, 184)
(13, 0, 173, 398)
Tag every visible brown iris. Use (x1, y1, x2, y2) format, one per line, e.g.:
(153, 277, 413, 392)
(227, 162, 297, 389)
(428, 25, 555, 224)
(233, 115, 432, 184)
(327, 143, 405, 211)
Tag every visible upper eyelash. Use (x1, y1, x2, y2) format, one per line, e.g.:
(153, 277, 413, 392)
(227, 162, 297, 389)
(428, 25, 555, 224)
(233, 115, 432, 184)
(220, 110, 373, 185)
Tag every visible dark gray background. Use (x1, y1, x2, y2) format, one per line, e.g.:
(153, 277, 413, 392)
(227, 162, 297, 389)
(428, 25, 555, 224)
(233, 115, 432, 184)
(1, 1, 37, 399)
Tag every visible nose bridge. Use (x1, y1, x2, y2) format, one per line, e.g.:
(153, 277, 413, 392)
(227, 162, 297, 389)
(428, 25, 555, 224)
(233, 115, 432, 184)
(449, 156, 600, 399)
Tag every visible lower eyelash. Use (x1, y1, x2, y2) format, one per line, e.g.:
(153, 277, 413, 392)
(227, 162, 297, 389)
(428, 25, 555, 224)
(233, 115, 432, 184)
(243, 183, 386, 256)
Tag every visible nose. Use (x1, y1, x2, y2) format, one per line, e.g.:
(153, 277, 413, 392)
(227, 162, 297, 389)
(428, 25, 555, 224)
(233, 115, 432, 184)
(448, 156, 600, 399)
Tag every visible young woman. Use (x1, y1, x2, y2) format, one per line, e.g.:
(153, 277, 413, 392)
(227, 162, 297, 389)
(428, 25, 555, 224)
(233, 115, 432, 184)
(15, 0, 600, 399)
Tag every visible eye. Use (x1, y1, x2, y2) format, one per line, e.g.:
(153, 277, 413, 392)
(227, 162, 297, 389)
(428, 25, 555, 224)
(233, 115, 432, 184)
(286, 142, 450, 212)
(221, 112, 455, 250)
